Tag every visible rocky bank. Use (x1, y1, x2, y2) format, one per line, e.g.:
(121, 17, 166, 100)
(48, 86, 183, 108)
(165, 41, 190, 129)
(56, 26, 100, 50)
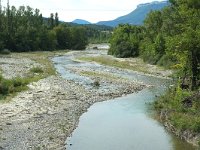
(0, 51, 146, 150)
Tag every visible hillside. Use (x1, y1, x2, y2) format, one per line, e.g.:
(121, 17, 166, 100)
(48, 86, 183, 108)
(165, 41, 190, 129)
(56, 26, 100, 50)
(97, 1, 169, 27)
(72, 19, 91, 25)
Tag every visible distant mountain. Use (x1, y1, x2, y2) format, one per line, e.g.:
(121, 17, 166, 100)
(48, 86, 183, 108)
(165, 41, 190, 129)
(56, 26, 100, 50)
(72, 19, 91, 25)
(97, 1, 169, 27)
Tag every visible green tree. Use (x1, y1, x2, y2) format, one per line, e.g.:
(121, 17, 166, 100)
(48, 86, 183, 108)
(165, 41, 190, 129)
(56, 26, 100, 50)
(0, 4, 88, 52)
(109, 24, 142, 58)
(55, 12, 59, 26)
(167, 0, 200, 90)
(49, 13, 54, 29)
(70, 27, 88, 50)
(54, 25, 71, 49)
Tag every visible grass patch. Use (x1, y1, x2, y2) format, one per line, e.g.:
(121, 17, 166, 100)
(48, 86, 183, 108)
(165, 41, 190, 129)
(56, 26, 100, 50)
(0, 76, 28, 100)
(30, 67, 44, 74)
(17, 52, 56, 77)
(80, 70, 127, 81)
(78, 56, 134, 69)
(0, 50, 68, 101)
(77, 56, 166, 75)
(13, 50, 68, 78)
(154, 86, 200, 133)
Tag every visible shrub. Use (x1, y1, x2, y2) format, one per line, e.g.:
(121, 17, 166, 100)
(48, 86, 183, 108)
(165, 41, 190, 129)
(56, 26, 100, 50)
(30, 67, 44, 73)
(0, 79, 12, 95)
(93, 80, 100, 87)
(157, 54, 177, 68)
(0, 75, 29, 100)
(12, 77, 28, 87)
(154, 86, 200, 133)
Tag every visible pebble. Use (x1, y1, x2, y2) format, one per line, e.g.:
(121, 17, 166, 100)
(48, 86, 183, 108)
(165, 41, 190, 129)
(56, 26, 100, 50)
(0, 56, 42, 79)
(0, 49, 147, 149)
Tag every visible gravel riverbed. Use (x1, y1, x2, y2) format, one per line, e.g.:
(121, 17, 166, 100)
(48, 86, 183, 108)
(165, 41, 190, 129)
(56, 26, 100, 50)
(0, 51, 147, 150)
(0, 55, 42, 79)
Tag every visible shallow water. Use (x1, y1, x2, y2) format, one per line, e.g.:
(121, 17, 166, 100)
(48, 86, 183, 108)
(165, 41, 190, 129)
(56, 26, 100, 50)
(52, 50, 196, 150)
(66, 88, 195, 150)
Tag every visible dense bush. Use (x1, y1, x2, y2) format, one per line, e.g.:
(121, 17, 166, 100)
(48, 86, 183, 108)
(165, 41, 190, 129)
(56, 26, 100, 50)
(0, 76, 28, 99)
(154, 86, 200, 132)
(108, 24, 142, 58)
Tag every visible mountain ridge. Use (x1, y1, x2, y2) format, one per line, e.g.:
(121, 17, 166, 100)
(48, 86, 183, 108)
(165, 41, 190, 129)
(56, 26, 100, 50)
(72, 19, 91, 25)
(97, 1, 169, 27)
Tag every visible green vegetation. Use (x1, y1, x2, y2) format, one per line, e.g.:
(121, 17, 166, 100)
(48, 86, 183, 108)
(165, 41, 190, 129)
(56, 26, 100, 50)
(0, 5, 88, 52)
(30, 67, 44, 74)
(16, 51, 58, 77)
(109, 0, 200, 90)
(87, 30, 112, 44)
(0, 4, 113, 51)
(80, 70, 126, 81)
(0, 76, 26, 99)
(79, 56, 132, 69)
(154, 86, 200, 133)
(108, 25, 142, 57)
(78, 56, 164, 75)
(0, 51, 64, 101)
(108, 0, 200, 140)
(82, 24, 113, 43)
(93, 80, 100, 87)
(66, 23, 113, 43)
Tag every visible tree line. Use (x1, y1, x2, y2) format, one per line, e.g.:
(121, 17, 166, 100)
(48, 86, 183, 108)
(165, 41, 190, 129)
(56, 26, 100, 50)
(67, 23, 113, 43)
(109, 0, 200, 90)
(0, 5, 88, 52)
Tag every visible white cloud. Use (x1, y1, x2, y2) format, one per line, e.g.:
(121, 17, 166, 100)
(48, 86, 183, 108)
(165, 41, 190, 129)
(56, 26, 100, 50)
(2, 0, 165, 23)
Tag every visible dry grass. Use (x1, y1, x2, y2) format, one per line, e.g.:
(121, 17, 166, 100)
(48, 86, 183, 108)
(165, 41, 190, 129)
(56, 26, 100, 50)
(77, 55, 170, 77)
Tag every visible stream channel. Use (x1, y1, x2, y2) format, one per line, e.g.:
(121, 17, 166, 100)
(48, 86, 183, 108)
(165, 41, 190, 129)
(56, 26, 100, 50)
(52, 46, 196, 150)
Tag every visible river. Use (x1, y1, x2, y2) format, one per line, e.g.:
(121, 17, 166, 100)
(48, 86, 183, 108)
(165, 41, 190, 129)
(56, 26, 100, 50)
(52, 45, 196, 150)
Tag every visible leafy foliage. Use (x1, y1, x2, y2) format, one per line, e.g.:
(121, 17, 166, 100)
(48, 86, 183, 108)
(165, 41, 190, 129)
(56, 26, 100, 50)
(0, 5, 88, 52)
(109, 0, 200, 90)
(0, 76, 29, 99)
(154, 86, 200, 132)
(109, 0, 200, 135)
(108, 24, 142, 58)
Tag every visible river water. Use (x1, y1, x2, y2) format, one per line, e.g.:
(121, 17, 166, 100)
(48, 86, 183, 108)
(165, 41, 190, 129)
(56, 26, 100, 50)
(52, 48, 196, 150)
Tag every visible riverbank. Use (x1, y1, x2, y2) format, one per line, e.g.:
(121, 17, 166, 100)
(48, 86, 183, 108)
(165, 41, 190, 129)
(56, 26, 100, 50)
(0, 49, 147, 149)
(154, 88, 200, 147)
(76, 54, 173, 79)
(1, 46, 196, 149)
(75, 48, 200, 148)
(1, 75, 145, 149)
(0, 51, 64, 102)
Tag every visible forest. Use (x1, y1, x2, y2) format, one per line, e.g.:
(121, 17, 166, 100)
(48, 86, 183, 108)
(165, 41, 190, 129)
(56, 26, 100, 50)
(109, 0, 200, 90)
(109, 0, 200, 135)
(0, 4, 112, 52)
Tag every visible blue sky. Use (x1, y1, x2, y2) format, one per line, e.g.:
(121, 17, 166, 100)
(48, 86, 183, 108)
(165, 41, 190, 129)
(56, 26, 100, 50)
(2, 0, 165, 23)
